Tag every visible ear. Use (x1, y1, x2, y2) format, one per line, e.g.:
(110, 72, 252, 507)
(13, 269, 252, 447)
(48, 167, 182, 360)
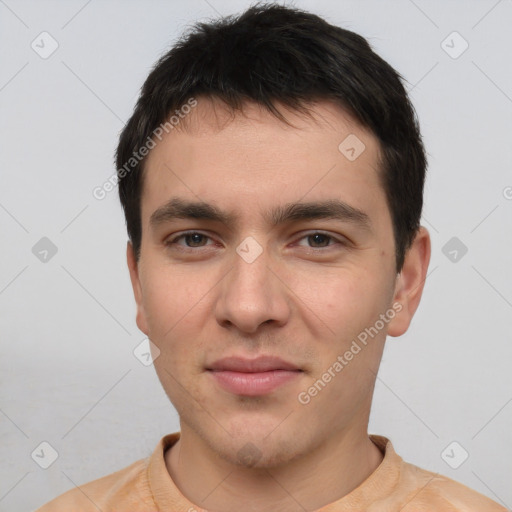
(126, 241, 149, 335)
(387, 227, 431, 337)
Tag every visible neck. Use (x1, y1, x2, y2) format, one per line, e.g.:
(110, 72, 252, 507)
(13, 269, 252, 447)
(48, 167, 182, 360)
(165, 426, 383, 512)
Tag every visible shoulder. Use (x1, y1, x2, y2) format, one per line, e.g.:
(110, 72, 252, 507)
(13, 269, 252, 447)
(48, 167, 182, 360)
(399, 461, 508, 512)
(369, 436, 507, 512)
(35, 457, 154, 512)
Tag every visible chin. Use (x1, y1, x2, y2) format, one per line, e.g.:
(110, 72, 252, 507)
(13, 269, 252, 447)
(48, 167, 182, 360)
(218, 436, 305, 469)
(201, 416, 315, 470)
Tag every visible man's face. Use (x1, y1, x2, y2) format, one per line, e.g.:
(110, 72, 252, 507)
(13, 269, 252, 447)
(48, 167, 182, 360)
(128, 99, 410, 467)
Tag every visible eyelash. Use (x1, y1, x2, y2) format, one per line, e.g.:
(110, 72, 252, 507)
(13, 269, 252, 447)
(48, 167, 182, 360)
(164, 230, 346, 252)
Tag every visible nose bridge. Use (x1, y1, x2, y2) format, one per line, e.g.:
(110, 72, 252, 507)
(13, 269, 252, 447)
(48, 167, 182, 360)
(215, 241, 290, 333)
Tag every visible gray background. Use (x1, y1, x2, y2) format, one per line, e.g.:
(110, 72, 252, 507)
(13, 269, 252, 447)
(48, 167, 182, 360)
(1, 0, 511, 510)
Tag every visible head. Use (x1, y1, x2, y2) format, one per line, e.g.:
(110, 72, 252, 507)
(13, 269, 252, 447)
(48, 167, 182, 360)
(118, 3, 430, 468)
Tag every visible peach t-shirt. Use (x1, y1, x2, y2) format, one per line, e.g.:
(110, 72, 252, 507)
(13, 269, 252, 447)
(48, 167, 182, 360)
(36, 433, 507, 511)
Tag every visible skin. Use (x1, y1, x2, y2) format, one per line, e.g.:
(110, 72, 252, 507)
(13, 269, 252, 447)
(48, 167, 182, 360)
(127, 98, 431, 512)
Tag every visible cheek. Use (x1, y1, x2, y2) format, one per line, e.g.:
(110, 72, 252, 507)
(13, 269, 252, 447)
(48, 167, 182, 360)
(290, 266, 389, 341)
(140, 263, 222, 366)
(141, 265, 210, 334)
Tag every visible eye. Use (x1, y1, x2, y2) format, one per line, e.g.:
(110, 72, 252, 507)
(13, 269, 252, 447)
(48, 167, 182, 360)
(165, 231, 216, 249)
(295, 231, 345, 249)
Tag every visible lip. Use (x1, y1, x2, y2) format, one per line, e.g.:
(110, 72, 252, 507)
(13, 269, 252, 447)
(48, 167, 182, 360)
(207, 356, 300, 373)
(207, 356, 303, 396)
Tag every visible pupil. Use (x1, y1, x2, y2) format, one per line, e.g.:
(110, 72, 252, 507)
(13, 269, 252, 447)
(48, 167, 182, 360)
(187, 234, 204, 246)
(310, 234, 328, 247)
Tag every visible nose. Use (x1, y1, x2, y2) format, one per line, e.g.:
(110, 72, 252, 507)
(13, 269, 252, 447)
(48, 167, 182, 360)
(214, 244, 291, 334)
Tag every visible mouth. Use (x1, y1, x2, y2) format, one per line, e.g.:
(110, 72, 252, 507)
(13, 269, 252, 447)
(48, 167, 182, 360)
(206, 356, 304, 396)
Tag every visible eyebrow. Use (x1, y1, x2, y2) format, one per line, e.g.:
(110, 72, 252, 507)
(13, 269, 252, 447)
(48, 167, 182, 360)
(149, 197, 371, 231)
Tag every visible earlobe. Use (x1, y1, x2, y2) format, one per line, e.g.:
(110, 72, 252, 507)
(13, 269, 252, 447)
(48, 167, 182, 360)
(126, 241, 149, 335)
(387, 227, 431, 337)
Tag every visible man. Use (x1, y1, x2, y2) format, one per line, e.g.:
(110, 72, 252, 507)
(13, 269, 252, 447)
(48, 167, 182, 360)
(37, 3, 506, 511)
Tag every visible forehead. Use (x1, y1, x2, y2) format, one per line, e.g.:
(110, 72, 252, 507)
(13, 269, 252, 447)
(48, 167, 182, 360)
(140, 98, 387, 229)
